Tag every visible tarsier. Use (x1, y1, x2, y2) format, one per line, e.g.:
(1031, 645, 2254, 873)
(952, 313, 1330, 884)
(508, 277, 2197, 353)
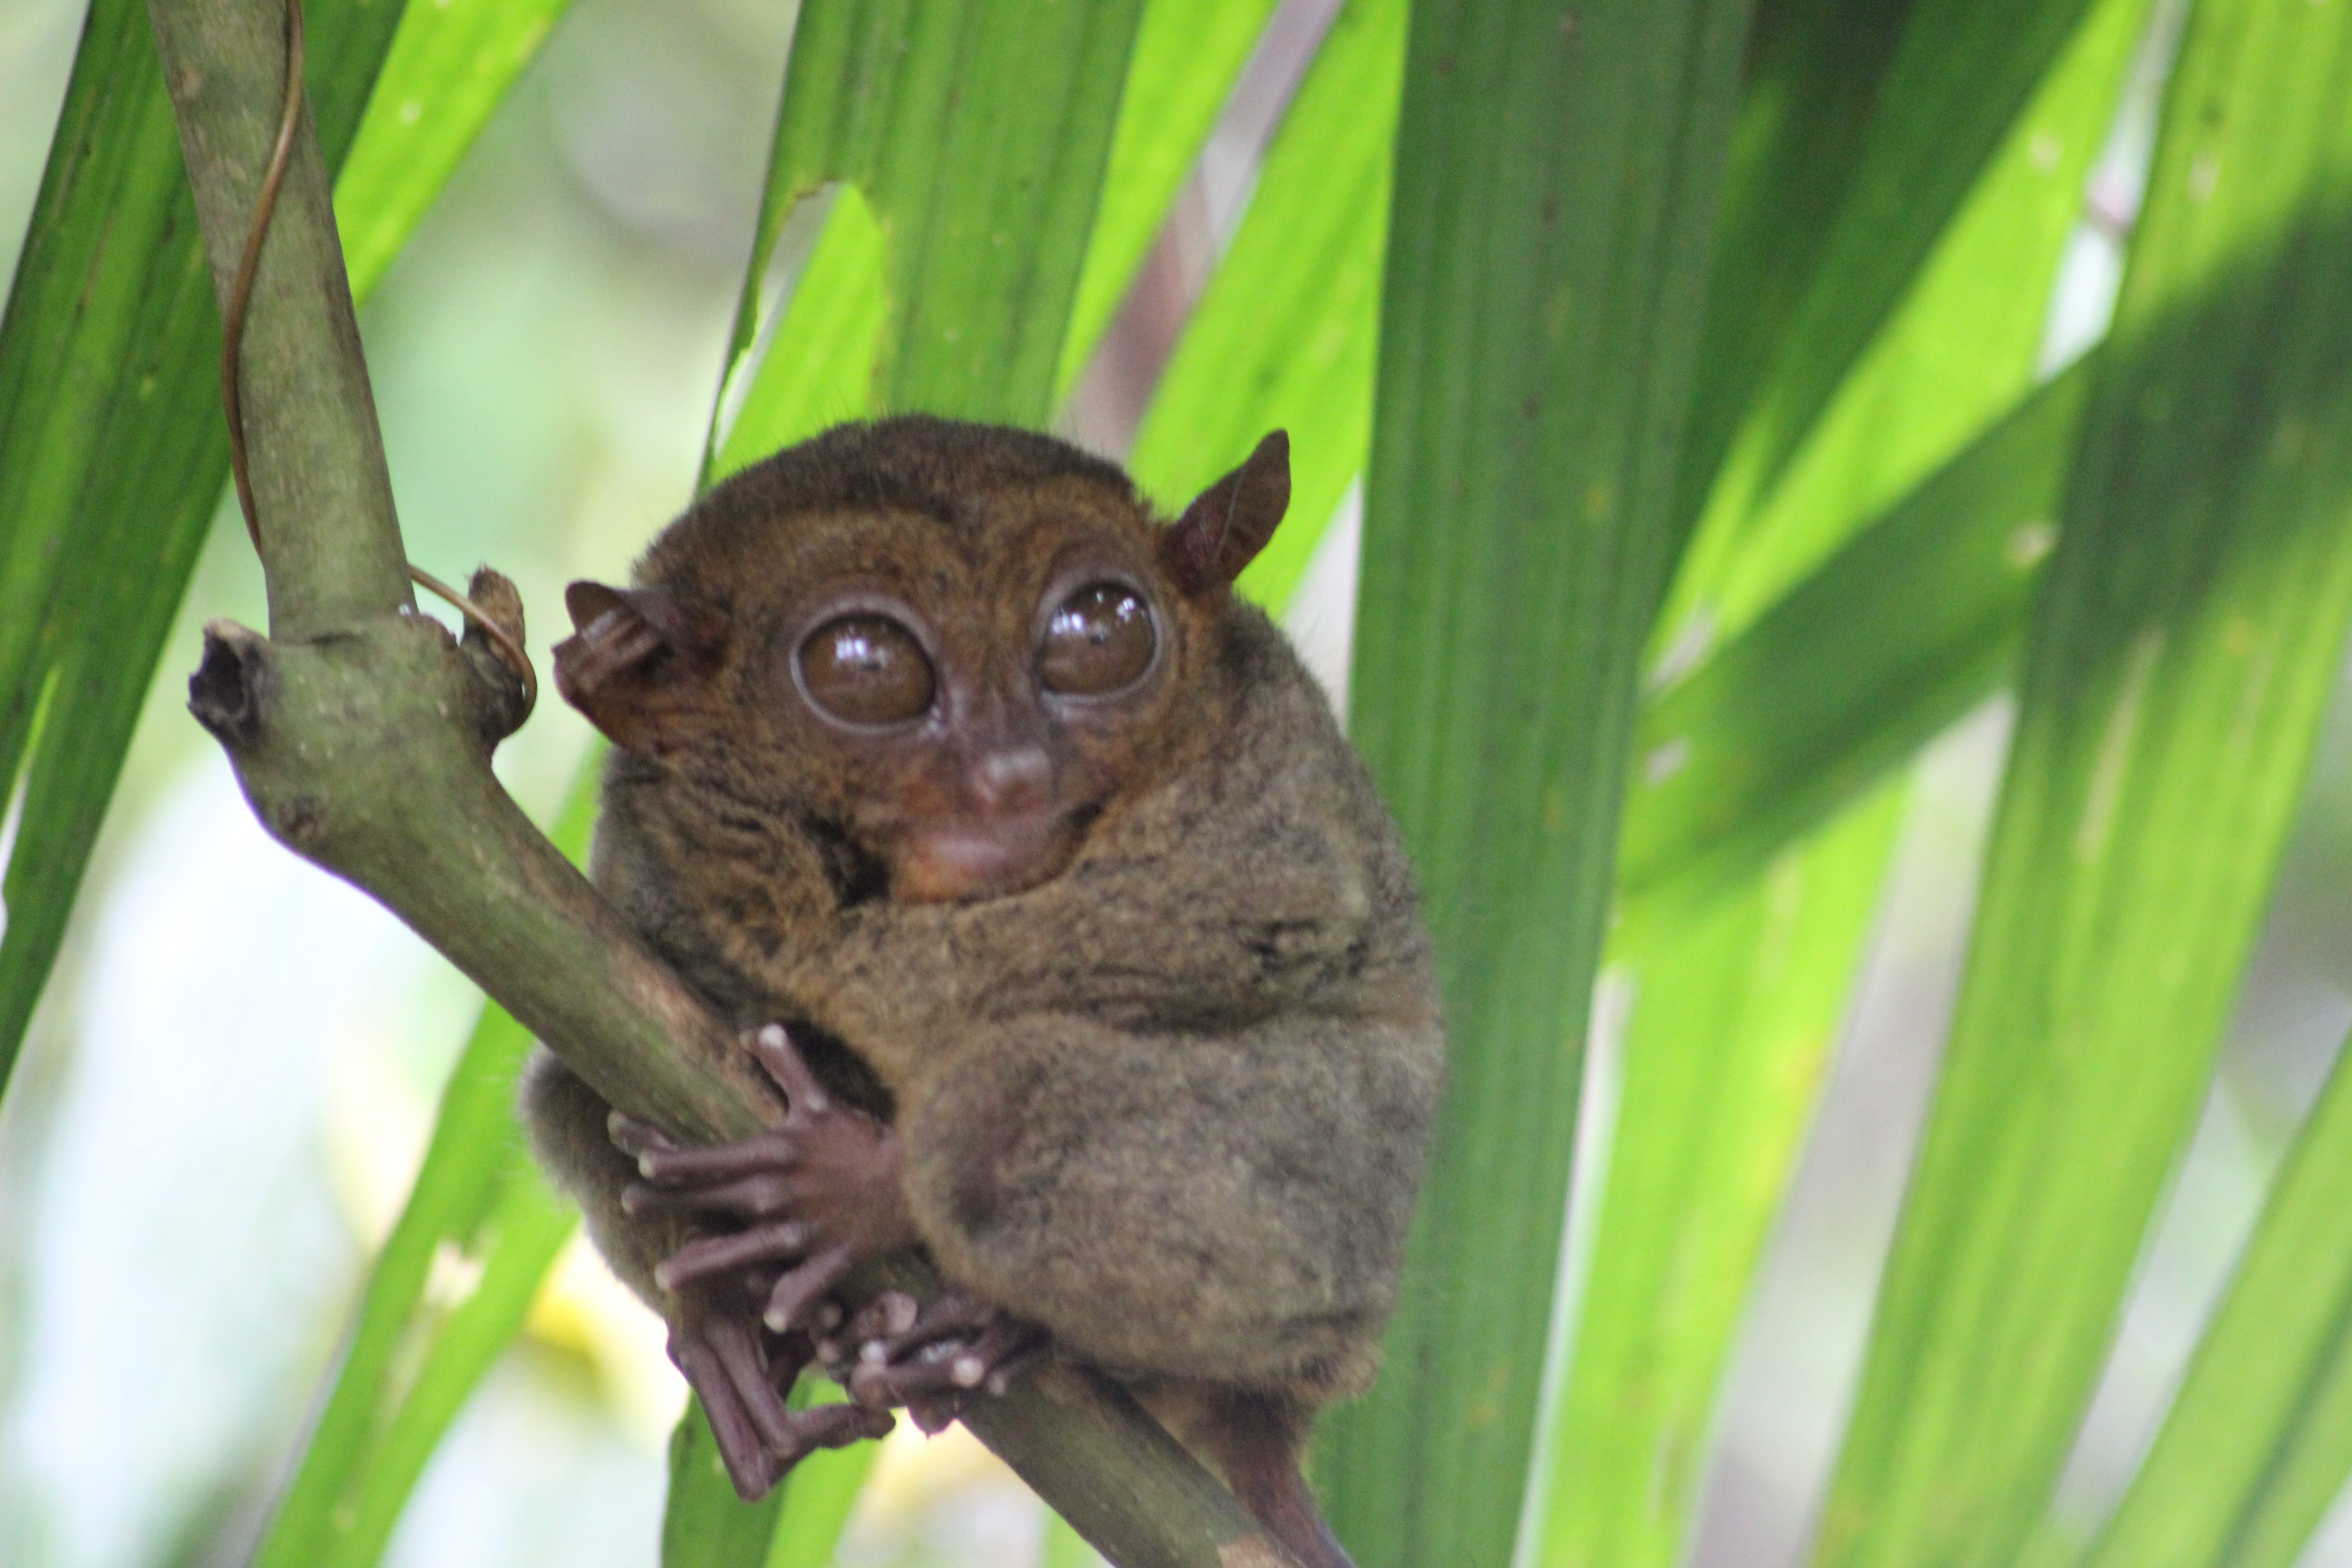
(522, 416, 1444, 1568)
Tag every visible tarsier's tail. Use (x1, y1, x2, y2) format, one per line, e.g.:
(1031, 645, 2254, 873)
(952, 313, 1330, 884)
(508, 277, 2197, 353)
(1211, 1393, 1359, 1568)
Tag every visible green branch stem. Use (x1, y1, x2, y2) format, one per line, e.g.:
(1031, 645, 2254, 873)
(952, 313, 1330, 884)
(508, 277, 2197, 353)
(143, 0, 1294, 1562)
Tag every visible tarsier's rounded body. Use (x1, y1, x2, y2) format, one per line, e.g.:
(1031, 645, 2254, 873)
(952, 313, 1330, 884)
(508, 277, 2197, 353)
(523, 417, 1443, 1568)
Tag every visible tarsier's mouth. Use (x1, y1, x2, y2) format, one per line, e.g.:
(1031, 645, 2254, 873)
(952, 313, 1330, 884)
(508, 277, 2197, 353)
(894, 808, 1088, 904)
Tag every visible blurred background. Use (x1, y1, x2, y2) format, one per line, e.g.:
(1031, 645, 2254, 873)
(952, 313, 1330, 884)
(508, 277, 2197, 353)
(0, 0, 2346, 1564)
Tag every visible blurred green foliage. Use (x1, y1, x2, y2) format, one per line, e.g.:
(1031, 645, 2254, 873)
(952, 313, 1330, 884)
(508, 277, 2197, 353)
(4, 0, 2352, 1565)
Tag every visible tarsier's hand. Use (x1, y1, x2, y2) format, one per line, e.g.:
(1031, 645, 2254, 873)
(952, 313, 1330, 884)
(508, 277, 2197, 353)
(821, 1288, 1054, 1434)
(607, 1022, 917, 1496)
(611, 1023, 923, 1334)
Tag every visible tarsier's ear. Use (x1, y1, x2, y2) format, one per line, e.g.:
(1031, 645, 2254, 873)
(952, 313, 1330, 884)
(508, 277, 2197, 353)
(552, 581, 730, 757)
(1161, 429, 1290, 597)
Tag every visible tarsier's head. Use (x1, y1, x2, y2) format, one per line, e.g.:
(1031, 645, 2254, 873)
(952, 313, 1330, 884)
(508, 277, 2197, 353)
(553, 416, 1290, 905)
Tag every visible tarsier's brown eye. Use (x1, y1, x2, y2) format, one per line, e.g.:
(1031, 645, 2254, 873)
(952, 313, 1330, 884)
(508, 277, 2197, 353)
(796, 613, 936, 726)
(1038, 582, 1157, 696)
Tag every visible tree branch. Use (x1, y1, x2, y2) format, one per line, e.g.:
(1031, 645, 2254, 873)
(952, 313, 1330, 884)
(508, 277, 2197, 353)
(145, 0, 1297, 1562)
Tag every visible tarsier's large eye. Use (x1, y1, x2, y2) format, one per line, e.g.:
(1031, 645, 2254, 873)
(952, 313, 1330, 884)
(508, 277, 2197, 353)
(796, 613, 936, 726)
(1038, 582, 1157, 696)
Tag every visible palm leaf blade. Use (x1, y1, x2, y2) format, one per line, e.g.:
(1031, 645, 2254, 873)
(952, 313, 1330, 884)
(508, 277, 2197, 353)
(1316, 3, 1754, 1562)
(2083, 1025, 2352, 1568)
(1126, 0, 1405, 612)
(1814, 4, 2352, 1562)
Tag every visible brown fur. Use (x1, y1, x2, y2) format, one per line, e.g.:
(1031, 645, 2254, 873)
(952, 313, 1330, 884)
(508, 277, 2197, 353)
(522, 416, 1443, 1551)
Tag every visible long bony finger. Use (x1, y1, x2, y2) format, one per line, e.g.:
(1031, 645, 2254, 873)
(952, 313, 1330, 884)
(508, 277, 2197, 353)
(653, 1221, 811, 1293)
(668, 1333, 776, 1501)
(763, 1243, 856, 1333)
(749, 1023, 831, 1115)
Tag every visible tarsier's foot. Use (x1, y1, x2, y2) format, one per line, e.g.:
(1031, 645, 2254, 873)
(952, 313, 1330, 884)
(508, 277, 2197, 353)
(664, 1289, 893, 1499)
(611, 1023, 921, 1337)
(823, 1288, 1054, 1433)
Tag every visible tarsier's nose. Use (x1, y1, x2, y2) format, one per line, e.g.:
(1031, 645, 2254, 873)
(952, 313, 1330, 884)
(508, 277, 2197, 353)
(970, 743, 1052, 814)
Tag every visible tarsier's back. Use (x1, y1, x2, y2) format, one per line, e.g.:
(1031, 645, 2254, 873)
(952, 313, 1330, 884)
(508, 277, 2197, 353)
(526, 415, 1443, 1568)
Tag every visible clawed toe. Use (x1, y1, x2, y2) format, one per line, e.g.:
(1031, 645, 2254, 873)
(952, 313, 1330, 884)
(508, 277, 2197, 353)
(780, 1399, 895, 1459)
(835, 1289, 1050, 1421)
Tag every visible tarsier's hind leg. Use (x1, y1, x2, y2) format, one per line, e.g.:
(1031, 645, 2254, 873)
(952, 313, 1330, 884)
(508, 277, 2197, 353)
(1209, 1392, 1358, 1568)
